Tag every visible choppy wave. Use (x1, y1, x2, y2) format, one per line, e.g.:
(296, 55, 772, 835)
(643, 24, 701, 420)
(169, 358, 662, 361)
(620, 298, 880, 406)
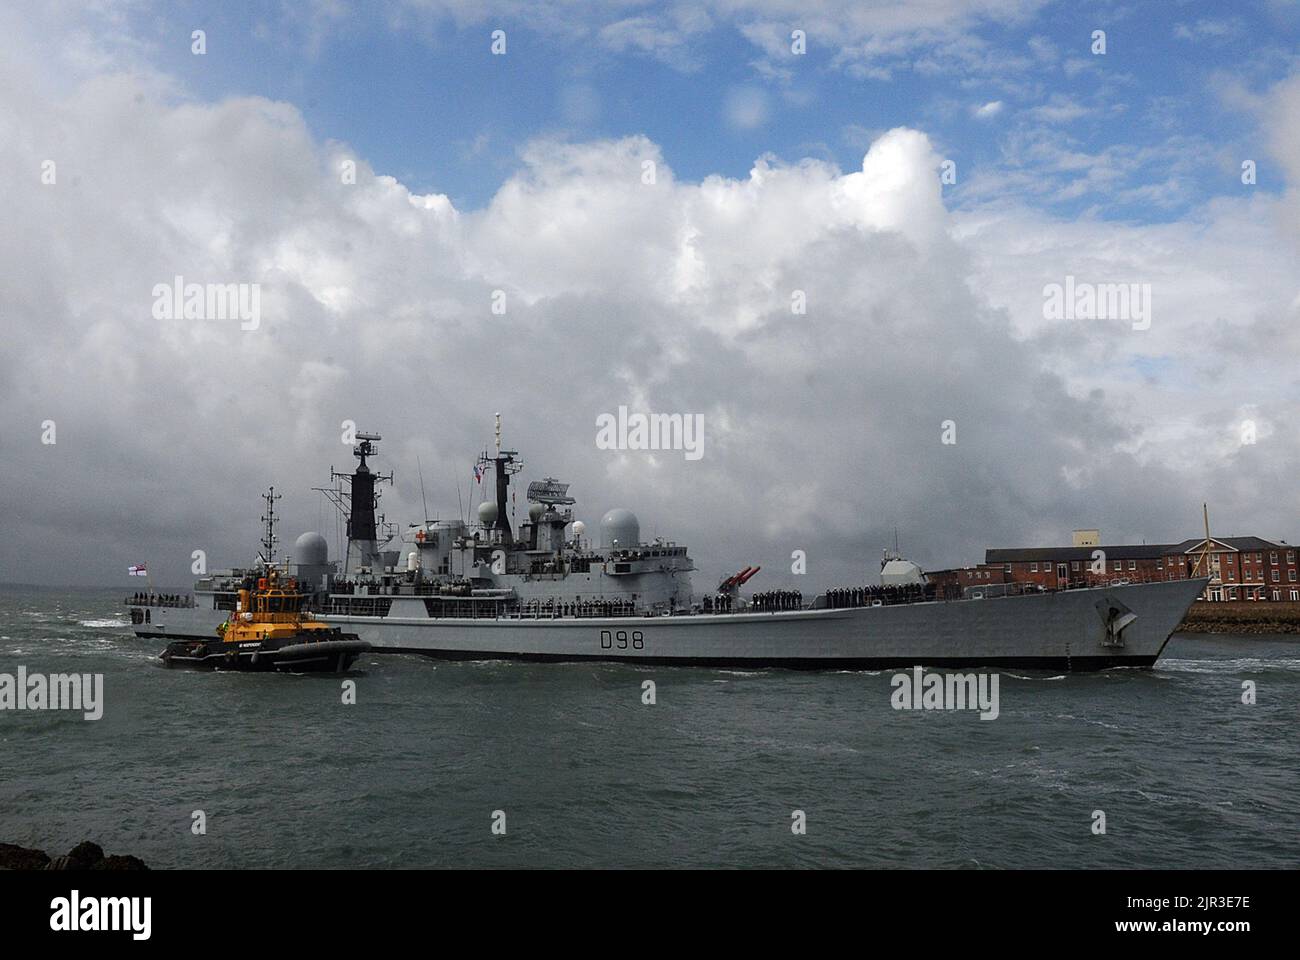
(1158, 656, 1300, 674)
(2, 591, 1297, 869)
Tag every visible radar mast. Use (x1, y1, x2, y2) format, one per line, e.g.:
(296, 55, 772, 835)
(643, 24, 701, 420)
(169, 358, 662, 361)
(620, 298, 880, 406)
(477, 413, 523, 544)
(313, 431, 396, 573)
(258, 486, 281, 566)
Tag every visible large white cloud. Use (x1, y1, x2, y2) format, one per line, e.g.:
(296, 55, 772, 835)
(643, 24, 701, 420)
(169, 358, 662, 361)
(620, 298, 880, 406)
(1, 15, 1297, 590)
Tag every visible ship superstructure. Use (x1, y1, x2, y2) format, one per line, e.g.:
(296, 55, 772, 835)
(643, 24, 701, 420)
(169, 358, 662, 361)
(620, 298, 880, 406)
(127, 419, 1207, 670)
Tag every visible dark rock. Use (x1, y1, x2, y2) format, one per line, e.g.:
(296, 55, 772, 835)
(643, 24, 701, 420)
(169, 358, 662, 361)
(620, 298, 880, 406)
(0, 843, 51, 871)
(62, 840, 105, 870)
(3, 840, 147, 870)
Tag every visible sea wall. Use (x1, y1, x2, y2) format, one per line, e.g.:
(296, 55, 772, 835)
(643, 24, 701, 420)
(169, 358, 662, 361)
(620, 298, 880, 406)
(1178, 600, 1300, 635)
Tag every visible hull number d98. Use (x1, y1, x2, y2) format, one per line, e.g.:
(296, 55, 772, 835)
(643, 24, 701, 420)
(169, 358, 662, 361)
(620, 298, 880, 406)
(600, 630, 644, 650)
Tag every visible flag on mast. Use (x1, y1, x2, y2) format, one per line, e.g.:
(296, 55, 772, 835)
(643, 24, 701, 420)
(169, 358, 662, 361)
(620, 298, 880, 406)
(128, 564, 148, 577)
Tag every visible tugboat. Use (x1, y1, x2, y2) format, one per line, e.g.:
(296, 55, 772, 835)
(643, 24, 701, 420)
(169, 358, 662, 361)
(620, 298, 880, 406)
(160, 488, 369, 673)
(160, 565, 370, 673)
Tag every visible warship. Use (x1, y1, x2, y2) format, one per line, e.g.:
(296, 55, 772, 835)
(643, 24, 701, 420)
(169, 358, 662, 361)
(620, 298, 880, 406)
(127, 418, 1207, 670)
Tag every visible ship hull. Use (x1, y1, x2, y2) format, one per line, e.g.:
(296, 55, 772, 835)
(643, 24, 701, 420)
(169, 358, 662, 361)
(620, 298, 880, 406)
(160, 636, 369, 673)
(136, 578, 1206, 671)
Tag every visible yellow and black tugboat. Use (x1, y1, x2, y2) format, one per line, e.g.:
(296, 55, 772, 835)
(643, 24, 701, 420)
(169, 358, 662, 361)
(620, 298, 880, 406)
(160, 488, 369, 673)
(161, 566, 369, 673)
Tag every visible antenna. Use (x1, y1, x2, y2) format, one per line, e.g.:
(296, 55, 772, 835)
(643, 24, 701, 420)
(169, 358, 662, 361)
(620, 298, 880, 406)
(477, 413, 523, 543)
(1192, 503, 1213, 578)
(259, 486, 282, 564)
(417, 455, 430, 525)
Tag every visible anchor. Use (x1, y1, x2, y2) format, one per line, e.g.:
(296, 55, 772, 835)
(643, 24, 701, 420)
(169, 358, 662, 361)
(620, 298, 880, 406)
(1095, 595, 1138, 647)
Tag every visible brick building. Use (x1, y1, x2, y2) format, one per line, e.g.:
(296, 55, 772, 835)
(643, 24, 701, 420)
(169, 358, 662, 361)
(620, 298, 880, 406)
(925, 563, 1008, 597)
(977, 534, 1298, 601)
(1162, 537, 1299, 602)
(983, 544, 1173, 591)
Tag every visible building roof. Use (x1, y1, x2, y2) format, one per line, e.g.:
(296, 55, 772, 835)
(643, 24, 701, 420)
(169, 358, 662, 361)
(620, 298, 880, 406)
(985, 544, 1175, 564)
(985, 536, 1289, 565)
(1165, 536, 1284, 554)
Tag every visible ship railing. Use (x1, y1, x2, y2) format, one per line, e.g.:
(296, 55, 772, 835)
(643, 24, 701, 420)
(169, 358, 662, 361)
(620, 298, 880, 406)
(1045, 570, 1204, 591)
(504, 601, 641, 619)
(123, 596, 197, 608)
(955, 570, 1204, 600)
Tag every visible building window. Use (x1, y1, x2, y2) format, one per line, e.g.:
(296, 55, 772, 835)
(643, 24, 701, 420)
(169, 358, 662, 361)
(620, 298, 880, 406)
(1003, 564, 1011, 574)
(1290, 570, 1297, 582)
(1128, 560, 1136, 570)
(1157, 558, 1163, 569)
(1114, 561, 1122, 572)
(1270, 552, 1278, 563)
(1030, 562, 1037, 572)
(1273, 590, 1281, 601)
(1273, 571, 1280, 582)
(1291, 590, 1299, 601)
(1071, 561, 1080, 572)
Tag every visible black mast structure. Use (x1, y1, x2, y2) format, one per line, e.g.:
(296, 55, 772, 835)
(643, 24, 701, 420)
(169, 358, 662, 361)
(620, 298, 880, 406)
(314, 432, 395, 573)
(477, 413, 523, 544)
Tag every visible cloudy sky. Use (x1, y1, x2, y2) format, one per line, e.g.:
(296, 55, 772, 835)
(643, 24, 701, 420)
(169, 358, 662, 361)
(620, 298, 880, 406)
(1, 0, 1298, 591)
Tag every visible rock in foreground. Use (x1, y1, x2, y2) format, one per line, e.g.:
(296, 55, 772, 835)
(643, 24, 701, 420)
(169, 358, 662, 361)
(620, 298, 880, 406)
(0, 841, 148, 870)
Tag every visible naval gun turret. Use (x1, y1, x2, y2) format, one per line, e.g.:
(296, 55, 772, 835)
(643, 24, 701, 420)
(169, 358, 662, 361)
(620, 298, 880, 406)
(880, 548, 925, 587)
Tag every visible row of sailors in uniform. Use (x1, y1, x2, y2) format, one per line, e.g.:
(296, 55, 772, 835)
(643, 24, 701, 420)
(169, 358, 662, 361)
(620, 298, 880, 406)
(703, 593, 733, 613)
(128, 592, 194, 608)
(751, 590, 802, 612)
(703, 590, 803, 613)
(520, 598, 638, 618)
(824, 583, 935, 608)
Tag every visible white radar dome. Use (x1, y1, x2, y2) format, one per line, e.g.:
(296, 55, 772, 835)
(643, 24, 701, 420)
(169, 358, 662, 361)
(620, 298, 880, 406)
(477, 501, 499, 526)
(600, 508, 640, 549)
(294, 531, 329, 566)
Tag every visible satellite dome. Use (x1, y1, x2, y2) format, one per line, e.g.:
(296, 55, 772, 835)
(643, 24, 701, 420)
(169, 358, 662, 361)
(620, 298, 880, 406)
(294, 531, 329, 566)
(571, 520, 586, 538)
(528, 503, 545, 522)
(600, 508, 640, 549)
(477, 501, 499, 526)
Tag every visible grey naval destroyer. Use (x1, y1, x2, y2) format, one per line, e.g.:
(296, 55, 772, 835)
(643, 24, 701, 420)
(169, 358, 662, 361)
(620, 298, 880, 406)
(128, 419, 1207, 671)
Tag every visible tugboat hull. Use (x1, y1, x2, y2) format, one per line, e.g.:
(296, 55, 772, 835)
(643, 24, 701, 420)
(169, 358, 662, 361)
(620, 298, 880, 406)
(160, 635, 369, 673)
